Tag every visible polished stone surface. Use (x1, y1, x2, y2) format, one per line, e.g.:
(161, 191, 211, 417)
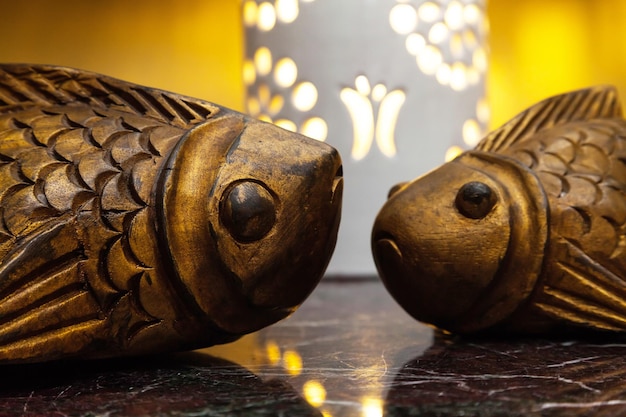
(4, 279, 626, 416)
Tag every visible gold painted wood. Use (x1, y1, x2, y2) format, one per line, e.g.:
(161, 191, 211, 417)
(372, 86, 626, 335)
(0, 64, 343, 363)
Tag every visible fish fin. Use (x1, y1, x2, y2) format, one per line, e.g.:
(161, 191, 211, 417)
(534, 238, 626, 331)
(0, 64, 220, 129)
(0, 217, 108, 363)
(476, 86, 622, 153)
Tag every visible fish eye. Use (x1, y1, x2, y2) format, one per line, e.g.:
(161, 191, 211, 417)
(455, 181, 497, 219)
(220, 181, 277, 242)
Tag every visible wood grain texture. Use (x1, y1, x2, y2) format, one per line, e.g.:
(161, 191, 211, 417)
(0, 64, 343, 363)
(373, 86, 626, 335)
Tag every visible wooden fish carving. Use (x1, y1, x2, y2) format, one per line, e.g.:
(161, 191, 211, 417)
(0, 64, 343, 363)
(372, 86, 626, 335)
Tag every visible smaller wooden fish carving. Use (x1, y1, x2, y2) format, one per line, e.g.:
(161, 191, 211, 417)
(372, 86, 626, 335)
(0, 64, 343, 363)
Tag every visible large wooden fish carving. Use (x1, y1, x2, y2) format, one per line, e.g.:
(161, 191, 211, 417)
(372, 86, 626, 335)
(0, 64, 343, 363)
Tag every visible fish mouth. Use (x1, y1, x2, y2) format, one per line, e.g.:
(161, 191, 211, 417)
(373, 232, 404, 280)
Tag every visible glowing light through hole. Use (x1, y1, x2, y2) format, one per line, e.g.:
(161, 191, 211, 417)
(463, 119, 482, 146)
(444, 1, 464, 30)
(254, 47, 272, 76)
(274, 57, 298, 88)
(243, 1, 258, 27)
(389, 4, 418, 34)
(428, 22, 448, 44)
(341, 76, 405, 160)
(243, 60, 256, 86)
(275, 119, 297, 132)
(418, 2, 441, 23)
(275, 0, 299, 23)
(445, 145, 464, 162)
(417, 45, 442, 75)
(406, 33, 426, 55)
(257, 2, 277, 31)
(301, 117, 328, 141)
(292, 82, 318, 111)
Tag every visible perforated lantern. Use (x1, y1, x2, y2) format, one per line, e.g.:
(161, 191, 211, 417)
(243, 0, 489, 275)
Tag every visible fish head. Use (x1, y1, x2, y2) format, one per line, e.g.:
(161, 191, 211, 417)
(372, 151, 547, 333)
(161, 114, 342, 336)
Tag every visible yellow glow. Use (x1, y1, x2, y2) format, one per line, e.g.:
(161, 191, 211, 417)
(292, 81, 318, 111)
(428, 22, 449, 44)
(473, 47, 487, 72)
(266, 341, 282, 365)
(450, 33, 464, 58)
(371, 84, 387, 102)
(376, 90, 405, 158)
(355, 75, 371, 96)
(254, 47, 273, 76)
(463, 119, 482, 146)
(247, 97, 260, 116)
(464, 4, 481, 25)
(283, 349, 303, 376)
(445, 145, 464, 162)
(444, 1, 465, 31)
(450, 62, 468, 91)
(416, 45, 442, 75)
(418, 2, 441, 23)
(275, 119, 297, 132)
(477, 97, 490, 124)
(467, 67, 480, 85)
(242, 59, 256, 86)
(406, 33, 426, 55)
(321, 411, 333, 417)
(301, 117, 328, 141)
(243, 1, 258, 27)
(303, 380, 327, 407)
(389, 4, 418, 35)
(274, 57, 298, 88)
(487, 0, 593, 128)
(340, 87, 374, 161)
(269, 94, 284, 115)
(258, 83, 271, 106)
(258, 114, 272, 123)
(276, 0, 299, 23)
(257, 2, 277, 31)
(362, 397, 383, 417)
(436, 63, 451, 85)
(463, 29, 477, 48)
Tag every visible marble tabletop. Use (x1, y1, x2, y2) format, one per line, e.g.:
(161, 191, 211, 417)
(3, 278, 626, 416)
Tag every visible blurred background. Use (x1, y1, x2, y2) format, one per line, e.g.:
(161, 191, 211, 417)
(1, 0, 626, 274)
(3, 0, 625, 128)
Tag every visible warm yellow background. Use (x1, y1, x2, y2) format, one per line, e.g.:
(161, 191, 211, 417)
(0, 1, 245, 112)
(1, 0, 625, 129)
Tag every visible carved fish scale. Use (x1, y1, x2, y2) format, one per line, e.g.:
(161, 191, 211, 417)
(0, 64, 343, 362)
(500, 119, 626, 331)
(372, 86, 626, 334)
(0, 67, 208, 360)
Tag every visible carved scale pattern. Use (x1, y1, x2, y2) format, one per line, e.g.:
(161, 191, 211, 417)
(0, 64, 218, 353)
(504, 119, 626, 330)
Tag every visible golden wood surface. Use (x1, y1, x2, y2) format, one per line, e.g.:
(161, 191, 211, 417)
(373, 86, 626, 335)
(0, 64, 343, 364)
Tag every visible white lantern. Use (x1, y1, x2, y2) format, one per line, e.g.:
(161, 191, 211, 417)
(243, 0, 489, 275)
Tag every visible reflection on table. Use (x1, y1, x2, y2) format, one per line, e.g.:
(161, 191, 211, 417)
(4, 279, 626, 416)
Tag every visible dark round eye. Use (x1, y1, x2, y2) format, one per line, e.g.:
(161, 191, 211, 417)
(220, 181, 277, 242)
(455, 181, 497, 219)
